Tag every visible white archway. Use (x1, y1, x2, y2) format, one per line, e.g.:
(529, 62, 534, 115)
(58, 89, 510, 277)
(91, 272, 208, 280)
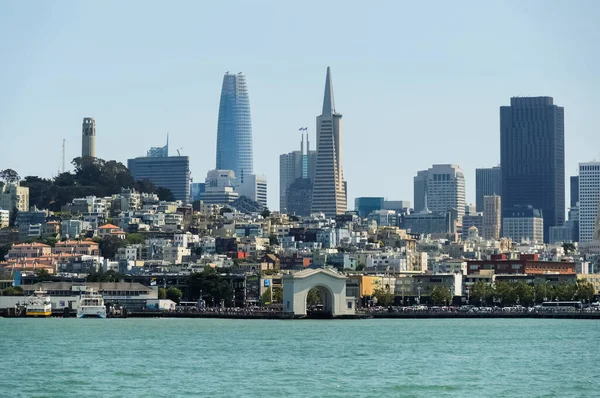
(282, 268, 355, 317)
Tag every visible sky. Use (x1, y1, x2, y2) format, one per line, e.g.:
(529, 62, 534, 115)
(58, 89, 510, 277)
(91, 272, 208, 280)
(1, 1, 599, 211)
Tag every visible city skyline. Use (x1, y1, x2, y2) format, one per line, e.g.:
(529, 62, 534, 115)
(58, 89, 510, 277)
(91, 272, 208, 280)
(1, 2, 599, 211)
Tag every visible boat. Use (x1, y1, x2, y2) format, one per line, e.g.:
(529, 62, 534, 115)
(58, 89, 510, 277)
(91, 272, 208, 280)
(26, 288, 52, 317)
(77, 289, 107, 318)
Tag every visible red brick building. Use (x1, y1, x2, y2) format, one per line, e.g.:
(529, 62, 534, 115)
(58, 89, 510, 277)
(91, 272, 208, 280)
(467, 253, 575, 275)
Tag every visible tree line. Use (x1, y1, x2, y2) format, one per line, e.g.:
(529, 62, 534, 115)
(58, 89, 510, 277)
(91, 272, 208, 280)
(1, 158, 173, 214)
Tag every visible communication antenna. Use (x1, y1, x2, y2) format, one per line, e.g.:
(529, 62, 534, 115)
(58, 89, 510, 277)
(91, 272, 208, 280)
(62, 139, 66, 173)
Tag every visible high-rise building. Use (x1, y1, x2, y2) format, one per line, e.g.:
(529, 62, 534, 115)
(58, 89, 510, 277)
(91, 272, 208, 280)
(238, 174, 268, 208)
(475, 166, 501, 212)
(0, 183, 29, 217)
(286, 178, 313, 217)
(500, 96, 565, 242)
(311, 67, 347, 217)
(127, 146, 190, 203)
(82, 117, 96, 158)
(502, 205, 544, 244)
(215, 72, 253, 180)
(578, 162, 600, 243)
(570, 176, 579, 207)
(279, 132, 316, 212)
(413, 164, 466, 226)
(483, 195, 501, 240)
(355, 197, 384, 218)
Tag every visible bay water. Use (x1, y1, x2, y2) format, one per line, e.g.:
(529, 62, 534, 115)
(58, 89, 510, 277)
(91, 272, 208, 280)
(1, 318, 598, 397)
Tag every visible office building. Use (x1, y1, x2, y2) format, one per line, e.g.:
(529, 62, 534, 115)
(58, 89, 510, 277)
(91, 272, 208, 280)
(190, 183, 206, 202)
(82, 117, 96, 158)
(413, 164, 466, 226)
(500, 97, 564, 242)
(280, 132, 316, 212)
(238, 174, 268, 208)
(286, 178, 313, 217)
(482, 195, 501, 240)
(311, 67, 347, 217)
(215, 72, 254, 180)
(475, 166, 501, 212)
(0, 183, 29, 216)
(502, 205, 544, 244)
(355, 197, 384, 218)
(578, 162, 600, 243)
(127, 149, 190, 203)
(401, 211, 451, 236)
(570, 176, 579, 207)
(383, 200, 411, 214)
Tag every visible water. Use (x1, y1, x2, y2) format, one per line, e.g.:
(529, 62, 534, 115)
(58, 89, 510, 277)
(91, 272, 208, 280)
(1, 318, 598, 397)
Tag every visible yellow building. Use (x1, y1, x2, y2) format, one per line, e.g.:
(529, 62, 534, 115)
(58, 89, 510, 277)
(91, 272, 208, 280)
(347, 275, 381, 298)
(578, 274, 600, 295)
(0, 183, 29, 214)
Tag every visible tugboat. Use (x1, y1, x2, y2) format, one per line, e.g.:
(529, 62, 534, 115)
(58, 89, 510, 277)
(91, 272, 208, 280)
(26, 288, 52, 317)
(76, 289, 107, 318)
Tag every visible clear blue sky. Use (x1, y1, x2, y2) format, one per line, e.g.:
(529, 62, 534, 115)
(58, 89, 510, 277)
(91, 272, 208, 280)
(1, 1, 599, 211)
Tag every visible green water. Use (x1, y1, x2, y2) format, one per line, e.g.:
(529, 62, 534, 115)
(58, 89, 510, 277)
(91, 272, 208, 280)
(1, 318, 598, 397)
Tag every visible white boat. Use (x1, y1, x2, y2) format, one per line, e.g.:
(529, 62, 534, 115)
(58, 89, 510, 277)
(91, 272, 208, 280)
(77, 289, 107, 318)
(26, 288, 52, 317)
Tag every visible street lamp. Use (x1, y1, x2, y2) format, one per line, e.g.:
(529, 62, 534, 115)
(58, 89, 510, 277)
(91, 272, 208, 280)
(417, 284, 422, 305)
(466, 287, 470, 305)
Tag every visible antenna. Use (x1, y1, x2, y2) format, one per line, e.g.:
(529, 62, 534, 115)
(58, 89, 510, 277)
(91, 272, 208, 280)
(62, 139, 66, 173)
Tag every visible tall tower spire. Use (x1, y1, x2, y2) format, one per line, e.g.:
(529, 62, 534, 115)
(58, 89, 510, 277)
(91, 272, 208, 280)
(322, 66, 336, 115)
(311, 67, 347, 217)
(215, 72, 254, 178)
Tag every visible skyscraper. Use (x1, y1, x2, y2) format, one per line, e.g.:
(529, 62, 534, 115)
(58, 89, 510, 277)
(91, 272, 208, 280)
(310, 67, 347, 217)
(570, 175, 579, 207)
(82, 117, 96, 158)
(279, 132, 316, 212)
(500, 97, 565, 242)
(413, 164, 466, 227)
(127, 141, 190, 203)
(215, 72, 253, 180)
(483, 195, 501, 240)
(578, 162, 600, 243)
(475, 166, 501, 212)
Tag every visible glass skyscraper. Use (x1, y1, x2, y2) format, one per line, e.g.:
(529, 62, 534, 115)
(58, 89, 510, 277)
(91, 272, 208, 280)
(215, 72, 254, 179)
(500, 97, 565, 242)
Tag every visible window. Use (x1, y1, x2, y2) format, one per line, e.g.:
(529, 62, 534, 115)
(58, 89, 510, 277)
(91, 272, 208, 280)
(348, 302, 353, 309)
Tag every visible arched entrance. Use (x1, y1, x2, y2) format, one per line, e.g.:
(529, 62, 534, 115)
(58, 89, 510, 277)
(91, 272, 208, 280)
(282, 268, 355, 317)
(306, 285, 334, 317)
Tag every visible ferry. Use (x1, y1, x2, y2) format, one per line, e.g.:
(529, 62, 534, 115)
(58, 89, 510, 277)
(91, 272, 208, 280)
(77, 289, 107, 318)
(26, 288, 52, 317)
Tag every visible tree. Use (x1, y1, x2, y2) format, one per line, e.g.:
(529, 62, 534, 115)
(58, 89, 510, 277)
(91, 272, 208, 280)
(166, 287, 182, 304)
(158, 288, 167, 299)
(156, 187, 175, 202)
(373, 287, 395, 307)
(260, 287, 272, 305)
(86, 269, 123, 283)
(98, 236, 126, 260)
(0, 244, 11, 261)
(576, 280, 595, 302)
(187, 269, 234, 306)
(272, 287, 283, 303)
(0, 169, 20, 184)
(261, 209, 271, 219)
(534, 283, 554, 303)
(9, 207, 17, 227)
(125, 233, 145, 245)
(555, 282, 578, 301)
(135, 179, 156, 194)
(469, 281, 492, 306)
(36, 269, 53, 282)
(307, 287, 322, 307)
(430, 286, 452, 306)
(355, 263, 366, 272)
(513, 282, 535, 306)
(1, 286, 24, 296)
